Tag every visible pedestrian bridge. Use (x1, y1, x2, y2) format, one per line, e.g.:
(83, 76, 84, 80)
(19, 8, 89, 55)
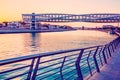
(22, 13, 120, 23)
(22, 13, 120, 29)
(0, 33, 120, 80)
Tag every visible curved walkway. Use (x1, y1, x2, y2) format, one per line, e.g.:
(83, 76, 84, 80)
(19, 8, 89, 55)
(89, 44, 120, 80)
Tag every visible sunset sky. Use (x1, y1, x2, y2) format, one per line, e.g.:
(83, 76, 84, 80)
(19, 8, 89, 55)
(0, 0, 120, 27)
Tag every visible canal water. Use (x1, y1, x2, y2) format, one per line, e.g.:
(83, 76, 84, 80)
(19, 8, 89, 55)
(0, 30, 116, 60)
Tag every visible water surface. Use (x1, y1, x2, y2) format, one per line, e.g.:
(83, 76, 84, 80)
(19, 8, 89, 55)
(0, 30, 116, 60)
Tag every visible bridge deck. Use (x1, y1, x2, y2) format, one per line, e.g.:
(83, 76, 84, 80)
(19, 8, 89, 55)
(89, 44, 120, 80)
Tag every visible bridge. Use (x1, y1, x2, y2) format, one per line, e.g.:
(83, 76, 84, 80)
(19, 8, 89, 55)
(22, 13, 120, 29)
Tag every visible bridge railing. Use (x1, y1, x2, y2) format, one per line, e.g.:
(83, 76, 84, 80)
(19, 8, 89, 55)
(0, 37, 120, 80)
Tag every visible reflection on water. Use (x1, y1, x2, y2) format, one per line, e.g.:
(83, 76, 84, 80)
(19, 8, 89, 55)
(31, 33, 38, 47)
(23, 33, 41, 53)
(0, 30, 116, 60)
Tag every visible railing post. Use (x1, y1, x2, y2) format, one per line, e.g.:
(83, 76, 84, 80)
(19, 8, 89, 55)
(75, 49, 84, 80)
(102, 45, 107, 64)
(32, 57, 41, 80)
(114, 40, 117, 49)
(107, 44, 111, 57)
(109, 44, 113, 54)
(105, 47, 109, 59)
(87, 51, 93, 76)
(93, 46, 100, 72)
(98, 48, 103, 66)
(60, 56, 66, 80)
(112, 42, 116, 51)
(27, 58, 35, 80)
(111, 42, 115, 52)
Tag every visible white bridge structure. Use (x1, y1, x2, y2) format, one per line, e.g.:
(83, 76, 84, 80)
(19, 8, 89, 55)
(22, 13, 120, 29)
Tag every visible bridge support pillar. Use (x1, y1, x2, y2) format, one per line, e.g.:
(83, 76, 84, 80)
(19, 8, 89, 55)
(30, 13, 37, 30)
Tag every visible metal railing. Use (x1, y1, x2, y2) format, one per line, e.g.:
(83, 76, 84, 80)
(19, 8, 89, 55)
(0, 36, 120, 80)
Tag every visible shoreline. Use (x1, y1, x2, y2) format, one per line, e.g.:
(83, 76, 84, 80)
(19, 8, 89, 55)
(0, 29, 117, 34)
(0, 29, 76, 34)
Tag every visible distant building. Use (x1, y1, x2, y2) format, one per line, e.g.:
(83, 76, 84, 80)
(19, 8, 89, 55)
(7, 21, 21, 28)
(3, 22, 8, 27)
(0, 23, 3, 28)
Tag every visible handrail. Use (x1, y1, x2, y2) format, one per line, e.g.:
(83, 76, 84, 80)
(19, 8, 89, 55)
(0, 45, 104, 65)
(0, 36, 120, 80)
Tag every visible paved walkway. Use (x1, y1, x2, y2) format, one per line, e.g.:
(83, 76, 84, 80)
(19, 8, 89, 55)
(89, 44, 120, 80)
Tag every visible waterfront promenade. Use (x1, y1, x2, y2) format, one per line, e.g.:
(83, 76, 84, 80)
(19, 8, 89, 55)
(89, 43, 120, 80)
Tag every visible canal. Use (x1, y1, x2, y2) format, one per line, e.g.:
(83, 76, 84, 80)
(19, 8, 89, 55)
(0, 30, 116, 60)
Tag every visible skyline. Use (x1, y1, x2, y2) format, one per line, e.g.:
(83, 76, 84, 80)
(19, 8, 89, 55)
(0, 0, 120, 27)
